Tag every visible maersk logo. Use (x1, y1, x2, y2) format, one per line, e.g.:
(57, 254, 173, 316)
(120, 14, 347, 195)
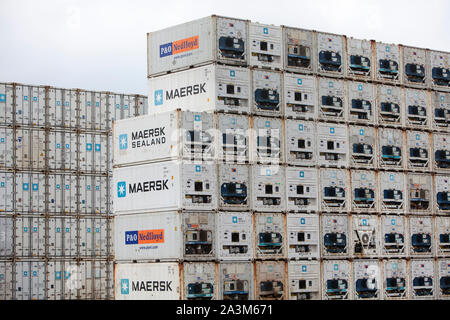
(297, 79, 303, 86)
(362, 219, 368, 226)
(0, 94, 6, 102)
(119, 134, 128, 150)
(232, 216, 238, 223)
(121, 279, 130, 295)
(302, 266, 307, 272)
(154, 90, 163, 106)
(391, 219, 396, 226)
(360, 129, 364, 136)
(300, 218, 306, 225)
(230, 70, 236, 77)
(86, 143, 92, 151)
(299, 171, 305, 178)
(263, 27, 268, 34)
(117, 182, 127, 198)
(299, 124, 304, 131)
(330, 128, 335, 134)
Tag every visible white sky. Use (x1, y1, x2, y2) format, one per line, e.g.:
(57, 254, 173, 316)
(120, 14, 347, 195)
(1, 0, 449, 95)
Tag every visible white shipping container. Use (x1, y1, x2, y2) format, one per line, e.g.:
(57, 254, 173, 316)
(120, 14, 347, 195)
(283, 27, 315, 74)
(31, 86, 46, 127)
(402, 46, 428, 88)
(217, 212, 253, 261)
(148, 15, 248, 76)
(47, 87, 64, 128)
(15, 128, 31, 170)
(15, 216, 46, 258)
(255, 212, 285, 260)
(378, 128, 405, 170)
(251, 165, 286, 212)
(217, 113, 250, 163)
(47, 131, 64, 171)
(284, 73, 316, 120)
(114, 263, 181, 300)
(183, 262, 217, 300)
(63, 174, 78, 214)
(47, 260, 82, 300)
(47, 174, 64, 214)
(219, 262, 254, 300)
(351, 170, 377, 213)
(346, 37, 373, 79)
(382, 260, 408, 299)
(375, 42, 401, 82)
(62, 89, 77, 129)
(322, 260, 351, 300)
(320, 169, 349, 212)
(353, 260, 381, 300)
(286, 167, 319, 213)
(317, 32, 345, 76)
(78, 175, 94, 215)
(251, 116, 283, 164)
(286, 214, 319, 260)
(218, 164, 250, 211)
(15, 85, 31, 126)
(94, 176, 108, 215)
(0, 172, 14, 213)
(407, 173, 433, 215)
(285, 119, 316, 167)
(15, 172, 31, 213)
(48, 217, 63, 257)
(0, 83, 14, 125)
(63, 132, 78, 172)
(410, 259, 435, 300)
(347, 81, 375, 124)
(0, 128, 14, 169)
(404, 88, 430, 129)
(351, 215, 379, 258)
(435, 216, 450, 257)
(79, 218, 95, 257)
(349, 126, 376, 168)
(377, 85, 404, 126)
(255, 261, 286, 300)
(92, 260, 110, 299)
(432, 91, 450, 131)
(249, 23, 282, 69)
(318, 78, 346, 121)
(433, 133, 450, 172)
(437, 259, 450, 299)
(321, 215, 350, 258)
(252, 70, 282, 117)
(435, 176, 450, 215)
(79, 133, 94, 173)
(430, 50, 450, 90)
(409, 216, 434, 257)
(380, 215, 407, 257)
(288, 261, 320, 300)
(378, 171, 406, 213)
(31, 173, 45, 213)
(0, 216, 13, 257)
(0, 261, 13, 300)
(14, 261, 46, 300)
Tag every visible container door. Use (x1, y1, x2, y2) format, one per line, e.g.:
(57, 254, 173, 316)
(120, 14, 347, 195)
(31, 217, 46, 257)
(0, 262, 13, 300)
(30, 262, 46, 300)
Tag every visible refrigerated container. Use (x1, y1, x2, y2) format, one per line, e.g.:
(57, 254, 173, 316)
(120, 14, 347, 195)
(318, 78, 346, 121)
(433, 133, 450, 172)
(321, 215, 350, 258)
(404, 88, 430, 130)
(378, 128, 405, 170)
(410, 259, 436, 300)
(349, 126, 376, 169)
(285, 119, 316, 167)
(377, 85, 404, 127)
(286, 167, 318, 213)
(217, 113, 249, 163)
(351, 170, 377, 213)
(352, 260, 381, 300)
(346, 37, 373, 80)
(429, 50, 450, 91)
(347, 81, 375, 125)
(435, 175, 450, 215)
(435, 216, 450, 257)
(0, 128, 14, 169)
(351, 215, 379, 258)
(319, 169, 349, 213)
(255, 261, 286, 300)
(321, 260, 351, 300)
(217, 211, 253, 261)
(251, 70, 283, 117)
(379, 172, 406, 213)
(0, 261, 13, 300)
(402, 45, 428, 89)
(251, 116, 283, 164)
(0, 172, 14, 213)
(218, 164, 250, 211)
(183, 262, 217, 300)
(0, 83, 14, 126)
(218, 262, 254, 300)
(382, 260, 408, 299)
(249, 23, 282, 70)
(436, 259, 450, 300)
(316, 32, 346, 77)
(380, 215, 407, 257)
(0, 216, 13, 257)
(286, 214, 319, 260)
(409, 216, 434, 257)
(282, 26, 315, 74)
(251, 165, 285, 212)
(375, 42, 401, 83)
(407, 173, 433, 215)
(255, 212, 285, 260)
(317, 123, 348, 168)
(288, 261, 320, 300)
(283, 73, 316, 120)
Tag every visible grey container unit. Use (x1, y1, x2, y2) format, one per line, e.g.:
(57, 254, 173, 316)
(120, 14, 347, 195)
(429, 50, 450, 92)
(349, 126, 376, 169)
(409, 216, 434, 258)
(436, 259, 450, 300)
(47, 216, 78, 258)
(288, 261, 320, 300)
(251, 69, 283, 117)
(249, 22, 283, 70)
(286, 214, 320, 260)
(282, 26, 315, 75)
(285, 119, 316, 167)
(286, 167, 319, 213)
(376, 85, 404, 128)
(14, 261, 46, 300)
(251, 116, 284, 165)
(317, 77, 347, 122)
(217, 113, 250, 164)
(14, 84, 46, 128)
(375, 42, 401, 84)
(378, 128, 405, 171)
(352, 260, 381, 300)
(380, 215, 407, 258)
(379, 171, 406, 214)
(319, 169, 350, 213)
(183, 262, 217, 300)
(350, 215, 380, 259)
(406, 173, 433, 216)
(255, 261, 286, 300)
(0, 172, 14, 214)
(251, 165, 286, 213)
(321, 260, 351, 300)
(0, 216, 14, 258)
(351, 170, 377, 213)
(404, 88, 431, 130)
(77, 90, 110, 132)
(254, 212, 285, 260)
(147, 15, 249, 77)
(432, 91, 450, 132)
(435, 216, 450, 257)
(346, 37, 374, 81)
(0, 261, 13, 300)
(183, 211, 217, 262)
(347, 81, 376, 125)
(433, 133, 450, 172)
(283, 74, 317, 120)
(382, 259, 409, 300)
(14, 216, 46, 259)
(47, 130, 76, 172)
(217, 212, 253, 261)
(0, 83, 15, 126)
(316, 31, 346, 78)
(317, 123, 348, 169)
(401, 45, 429, 89)
(0, 128, 15, 170)
(321, 215, 350, 259)
(218, 262, 254, 300)
(435, 175, 450, 215)
(14, 128, 46, 171)
(218, 163, 250, 211)
(409, 259, 436, 300)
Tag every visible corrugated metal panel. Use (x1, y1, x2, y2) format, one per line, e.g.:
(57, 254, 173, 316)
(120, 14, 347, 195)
(0, 128, 14, 169)
(0, 172, 14, 213)
(0, 261, 13, 300)
(0, 216, 14, 257)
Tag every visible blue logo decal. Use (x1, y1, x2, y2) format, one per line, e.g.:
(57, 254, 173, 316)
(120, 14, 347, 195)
(32, 184, 38, 191)
(23, 183, 29, 191)
(391, 219, 396, 226)
(195, 165, 201, 173)
(119, 134, 128, 150)
(300, 218, 306, 225)
(230, 70, 236, 77)
(86, 143, 92, 151)
(299, 124, 304, 131)
(302, 266, 307, 272)
(0, 94, 6, 102)
(125, 231, 138, 245)
(195, 115, 201, 122)
(117, 181, 126, 198)
(154, 90, 164, 106)
(298, 79, 303, 86)
(232, 216, 238, 223)
(159, 42, 173, 58)
(121, 279, 130, 295)
(265, 121, 270, 128)
(299, 171, 305, 178)
(358, 84, 363, 91)
(330, 128, 335, 134)
(360, 129, 364, 136)
(263, 27, 268, 34)
(95, 144, 101, 152)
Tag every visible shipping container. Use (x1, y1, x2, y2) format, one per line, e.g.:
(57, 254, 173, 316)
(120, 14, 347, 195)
(79, 217, 95, 257)
(218, 164, 250, 211)
(47, 216, 77, 257)
(113, 161, 217, 214)
(249, 23, 282, 70)
(0, 216, 13, 257)
(14, 261, 46, 300)
(407, 173, 433, 215)
(319, 169, 349, 213)
(409, 216, 434, 257)
(47, 131, 64, 171)
(349, 126, 376, 169)
(218, 262, 254, 300)
(15, 85, 31, 127)
(436, 259, 450, 300)
(316, 32, 346, 77)
(433, 133, 450, 172)
(0, 261, 13, 300)
(382, 259, 408, 300)
(63, 174, 78, 215)
(252, 70, 283, 117)
(0, 83, 14, 126)
(351, 215, 379, 258)
(15, 172, 31, 213)
(351, 170, 377, 213)
(317, 123, 348, 168)
(375, 42, 401, 83)
(15, 216, 46, 258)
(217, 212, 253, 261)
(321, 215, 349, 258)
(402, 46, 428, 89)
(430, 50, 450, 91)
(380, 215, 407, 257)
(183, 262, 217, 300)
(94, 176, 108, 215)
(404, 88, 430, 129)
(147, 64, 251, 115)
(410, 259, 435, 300)
(47, 87, 63, 128)
(285, 119, 316, 167)
(47, 174, 63, 214)
(346, 37, 373, 80)
(318, 78, 346, 121)
(30, 173, 46, 213)
(147, 15, 249, 77)
(353, 260, 381, 300)
(435, 216, 450, 257)
(347, 81, 375, 125)
(255, 212, 285, 260)
(114, 262, 181, 300)
(378, 171, 406, 213)
(286, 168, 318, 213)
(0, 172, 14, 213)
(284, 73, 316, 120)
(251, 117, 284, 165)
(282, 27, 315, 74)
(321, 260, 351, 300)
(255, 261, 286, 300)
(0, 128, 14, 169)
(378, 128, 405, 170)
(78, 175, 94, 215)
(217, 113, 250, 163)
(92, 260, 111, 299)
(435, 175, 450, 215)
(62, 89, 77, 129)
(376, 85, 404, 127)
(251, 165, 285, 212)
(15, 128, 31, 170)
(288, 261, 320, 300)
(432, 91, 450, 131)
(286, 214, 319, 260)
(47, 260, 79, 300)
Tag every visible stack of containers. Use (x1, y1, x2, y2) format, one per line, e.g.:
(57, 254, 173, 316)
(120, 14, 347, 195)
(112, 15, 450, 300)
(0, 82, 147, 300)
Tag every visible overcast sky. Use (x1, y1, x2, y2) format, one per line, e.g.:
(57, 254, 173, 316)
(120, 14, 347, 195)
(1, 0, 449, 95)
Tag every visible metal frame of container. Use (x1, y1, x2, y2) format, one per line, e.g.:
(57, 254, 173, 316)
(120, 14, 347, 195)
(288, 260, 321, 300)
(321, 215, 350, 259)
(380, 215, 407, 258)
(349, 125, 377, 169)
(254, 212, 285, 260)
(285, 119, 316, 167)
(321, 260, 351, 300)
(218, 262, 254, 300)
(286, 167, 319, 213)
(409, 259, 436, 300)
(255, 261, 286, 300)
(286, 214, 320, 260)
(249, 22, 283, 70)
(352, 259, 382, 300)
(382, 259, 409, 300)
